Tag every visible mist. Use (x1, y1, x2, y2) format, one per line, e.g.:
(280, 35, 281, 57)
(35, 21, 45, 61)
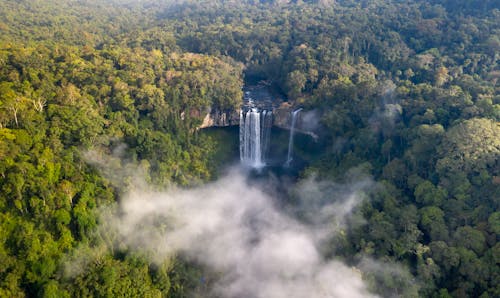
(93, 164, 379, 298)
(369, 80, 402, 135)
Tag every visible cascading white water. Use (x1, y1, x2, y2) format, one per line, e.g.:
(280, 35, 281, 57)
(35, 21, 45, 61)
(261, 110, 272, 162)
(240, 108, 271, 168)
(239, 109, 245, 160)
(284, 108, 302, 168)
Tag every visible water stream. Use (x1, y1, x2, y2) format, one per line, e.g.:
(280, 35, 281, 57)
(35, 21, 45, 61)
(284, 108, 302, 168)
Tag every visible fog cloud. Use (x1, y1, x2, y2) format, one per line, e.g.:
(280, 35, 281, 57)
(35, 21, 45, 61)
(96, 166, 379, 298)
(299, 109, 321, 132)
(369, 80, 402, 134)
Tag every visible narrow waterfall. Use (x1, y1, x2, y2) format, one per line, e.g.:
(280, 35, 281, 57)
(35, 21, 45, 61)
(240, 108, 272, 168)
(284, 108, 302, 167)
(261, 110, 272, 162)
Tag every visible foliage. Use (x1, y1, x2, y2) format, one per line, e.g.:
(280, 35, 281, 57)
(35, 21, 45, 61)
(0, 0, 498, 297)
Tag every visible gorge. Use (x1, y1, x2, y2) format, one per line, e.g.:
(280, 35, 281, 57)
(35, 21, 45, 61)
(204, 82, 315, 169)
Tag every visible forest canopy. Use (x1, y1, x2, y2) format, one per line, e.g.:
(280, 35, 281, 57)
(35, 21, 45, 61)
(0, 0, 498, 297)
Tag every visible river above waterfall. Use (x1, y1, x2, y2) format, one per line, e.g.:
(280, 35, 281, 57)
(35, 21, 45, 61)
(243, 82, 285, 110)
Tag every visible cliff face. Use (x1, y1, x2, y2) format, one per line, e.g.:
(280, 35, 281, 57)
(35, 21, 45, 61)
(199, 103, 293, 129)
(199, 109, 240, 128)
(271, 104, 293, 129)
(199, 105, 318, 139)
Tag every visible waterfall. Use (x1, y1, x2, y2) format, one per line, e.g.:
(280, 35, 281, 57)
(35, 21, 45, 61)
(261, 110, 272, 162)
(240, 108, 272, 168)
(284, 108, 302, 168)
(239, 109, 245, 161)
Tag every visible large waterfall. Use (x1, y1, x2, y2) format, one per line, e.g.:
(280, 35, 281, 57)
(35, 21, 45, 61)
(284, 108, 302, 167)
(240, 108, 272, 168)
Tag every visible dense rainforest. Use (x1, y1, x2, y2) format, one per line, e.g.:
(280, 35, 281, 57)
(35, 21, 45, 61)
(0, 0, 498, 297)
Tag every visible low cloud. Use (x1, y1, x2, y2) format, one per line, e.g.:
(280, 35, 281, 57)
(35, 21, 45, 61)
(299, 109, 321, 132)
(290, 172, 373, 234)
(92, 165, 379, 298)
(359, 258, 420, 298)
(374, 103, 402, 136)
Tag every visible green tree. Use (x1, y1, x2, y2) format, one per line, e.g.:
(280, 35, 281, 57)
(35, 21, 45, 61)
(437, 118, 500, 175)
(420, 206, 448, 242)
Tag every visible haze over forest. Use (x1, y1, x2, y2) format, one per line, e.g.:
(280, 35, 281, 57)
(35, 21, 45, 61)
(0, 0, 499, 297)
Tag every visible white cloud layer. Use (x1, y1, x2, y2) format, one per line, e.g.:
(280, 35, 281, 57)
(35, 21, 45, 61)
(101, 167, 379, 298)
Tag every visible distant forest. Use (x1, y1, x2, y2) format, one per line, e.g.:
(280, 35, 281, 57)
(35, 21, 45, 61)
(0, 0, 498, 297)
